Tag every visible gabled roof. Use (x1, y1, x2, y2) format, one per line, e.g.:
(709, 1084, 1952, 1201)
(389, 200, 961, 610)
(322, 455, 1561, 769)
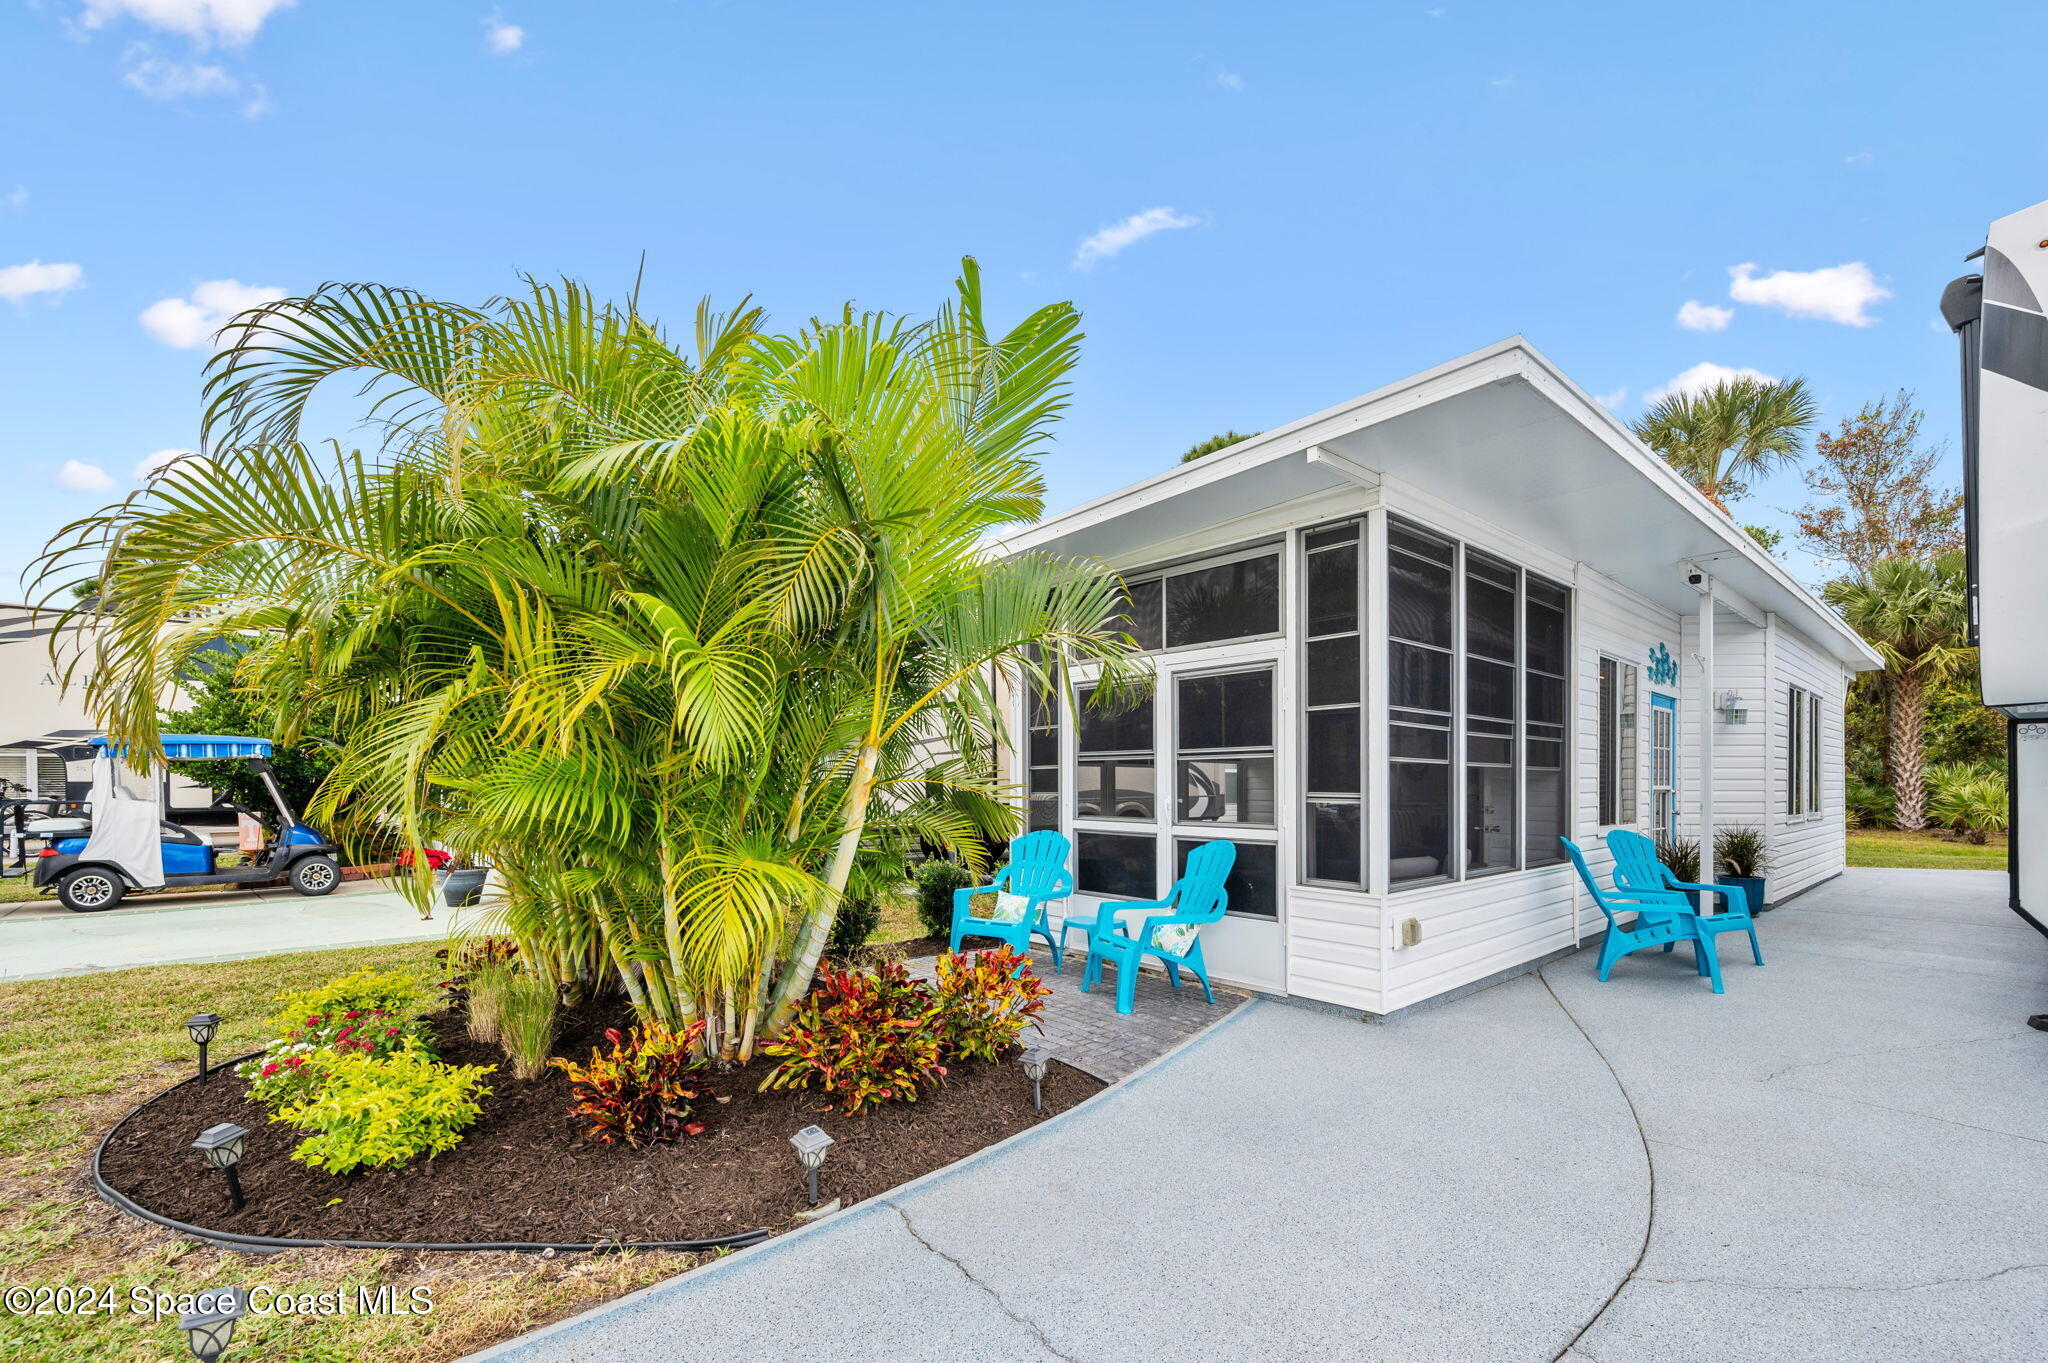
(1003, 338, 1883, 671)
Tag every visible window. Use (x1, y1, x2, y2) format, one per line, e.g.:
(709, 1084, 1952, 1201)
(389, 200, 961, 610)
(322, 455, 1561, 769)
(1303, 522, 1364, 884)
(1176, 669, 1276, 825)
(1523, 579, 1569, 866)
(1025, 673, 1061, 832)
(1077, 831, 1157, 899)
(1387, 517, 1572, 887)
(1597, 657, 1638, 826)
(1175, 838, 1278, 918)
(1115, 549, 1281, 652)
(1075, 685, 1154, 820)
(1788, 686, 1823, 816)
(1388, 521, 1455, 885)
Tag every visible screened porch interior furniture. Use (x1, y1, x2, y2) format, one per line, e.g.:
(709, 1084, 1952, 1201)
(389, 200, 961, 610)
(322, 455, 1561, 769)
(1561, 837, 1725, 993)
(950, 829, 1071, 965)
(1081, 838, 1235, 1015)
(1603, 828, 1763, 968)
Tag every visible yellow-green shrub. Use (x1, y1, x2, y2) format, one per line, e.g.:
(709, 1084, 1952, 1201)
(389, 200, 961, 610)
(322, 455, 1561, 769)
(273, 1050, 494, 1174)
(267, 967, 430, 1036)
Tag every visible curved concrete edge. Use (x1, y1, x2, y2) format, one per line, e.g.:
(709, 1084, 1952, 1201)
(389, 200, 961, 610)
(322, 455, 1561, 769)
(459, 998, 1265, 1362)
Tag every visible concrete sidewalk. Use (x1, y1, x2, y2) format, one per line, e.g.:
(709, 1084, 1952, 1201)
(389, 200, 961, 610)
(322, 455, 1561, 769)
(0, 882, 453, 979)
(473, 867, 2048, 1363)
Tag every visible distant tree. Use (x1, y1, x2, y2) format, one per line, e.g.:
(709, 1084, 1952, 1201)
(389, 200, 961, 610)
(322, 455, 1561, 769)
(162, 662, 340, 819)
(1825, 555, 1972, 830)
(1794, 391, 1963, 582)
(1743, 524, 1783, 555)
(1632, 377, 1818, 512)
(1180, 430, 1260, 463)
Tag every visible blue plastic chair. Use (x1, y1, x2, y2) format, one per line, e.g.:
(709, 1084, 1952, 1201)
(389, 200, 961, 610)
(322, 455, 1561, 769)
(948, 831, 1071, 964)
(1604, 829, 1763, 969)
(1561, 837, 1724, 993)
(1081, 840, 1234, 1015)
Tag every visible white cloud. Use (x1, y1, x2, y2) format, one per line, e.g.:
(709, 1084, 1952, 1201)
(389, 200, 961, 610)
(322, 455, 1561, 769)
(80, 0, 295, 48)
(3, 186, 26, 213)
(1676, 299, 1733, 332)
(57, 460, 115, 492)
(0, 260, 85, 303)
(1645, 361, 1775, 406)
(1426, 6, 1447, 16)
(124, 53, 237, 99)
(485, 16, 524, 54)
(1071, 206, 1204, 271)
(134, 448, 202, 479)
(1214, 70, 1243, 92)
(1489, 74, 1515, 88)
(1728, 260, 1889, 327)
(140, 278, 285, 348)
(1844, 150, 1874, 165)
(1595, 388, 1627, 409)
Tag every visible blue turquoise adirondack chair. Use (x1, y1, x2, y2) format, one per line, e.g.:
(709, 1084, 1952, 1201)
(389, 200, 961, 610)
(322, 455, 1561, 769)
(1081, 840, 1234, 1015)
(948, 831, 1071, 963)
(1604, 828, 1764, 969)
(1561, 837, 1724, 993)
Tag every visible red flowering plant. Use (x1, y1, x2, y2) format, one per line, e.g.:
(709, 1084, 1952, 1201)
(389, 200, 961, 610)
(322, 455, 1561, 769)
(237, 1008, 437, 1110)
(758, 961, 949, 1114)
(931, 948, 1052, 1062)
(551, 1020, 713, 1146)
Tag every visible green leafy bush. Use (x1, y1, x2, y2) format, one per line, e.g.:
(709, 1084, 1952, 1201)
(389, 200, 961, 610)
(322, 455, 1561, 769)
(1926, 765, 2008, 843)
(236, 1007, 435, 1109)
(1846, 777, 1896, 830)
(758, 961, 946, 1114)
(496, 972, 558, 1080)
(267, 968, 428, 1037)
(931, 947, 1050, 1062)
(912, 859, 975, 939)
(553, 1020, 712, 1146)
(1713, 826, 1770, 879)
(273, 1049, 495, 1174)
(826, 892, 883, 958)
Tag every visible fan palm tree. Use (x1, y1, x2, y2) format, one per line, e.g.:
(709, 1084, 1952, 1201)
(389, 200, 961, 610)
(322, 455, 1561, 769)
(36, 262, 1145, 1058)
(1632, 376, 1818, 512)
(1824, 555, 1972, 830)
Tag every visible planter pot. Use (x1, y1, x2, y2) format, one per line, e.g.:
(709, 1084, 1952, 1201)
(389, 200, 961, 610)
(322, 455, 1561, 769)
(1722, 876, 1766, 915)
(441, 868, 488, 908)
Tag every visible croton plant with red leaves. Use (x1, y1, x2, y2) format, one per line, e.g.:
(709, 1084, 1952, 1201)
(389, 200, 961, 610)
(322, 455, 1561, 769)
(552, 1019, 713, 1146)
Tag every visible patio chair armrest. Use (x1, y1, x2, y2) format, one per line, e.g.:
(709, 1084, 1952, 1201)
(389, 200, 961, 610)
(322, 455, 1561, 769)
(952, 884, 1004, 909)
(1663, 880, 1742, 907)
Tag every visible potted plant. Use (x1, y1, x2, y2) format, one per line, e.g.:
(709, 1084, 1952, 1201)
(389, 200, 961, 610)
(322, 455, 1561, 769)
(1653, 835, 1703, 909)
(1713, 826, 1770, 915)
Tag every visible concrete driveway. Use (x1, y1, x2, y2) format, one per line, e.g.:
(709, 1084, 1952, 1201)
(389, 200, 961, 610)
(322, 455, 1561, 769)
(473, 867, 2048, 1363)
(0, 879, 453, 980)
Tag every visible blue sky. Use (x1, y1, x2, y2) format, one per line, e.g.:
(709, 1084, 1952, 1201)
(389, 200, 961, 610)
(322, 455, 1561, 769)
(4, 0, 2045, 595)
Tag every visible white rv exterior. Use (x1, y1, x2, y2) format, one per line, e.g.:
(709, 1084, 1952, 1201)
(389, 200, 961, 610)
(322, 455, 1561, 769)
(999, 340, 1882, 1013)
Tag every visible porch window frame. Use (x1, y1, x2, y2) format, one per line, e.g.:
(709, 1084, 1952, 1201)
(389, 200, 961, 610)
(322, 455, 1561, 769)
(1113, 540, 1287, 657)
(1596, 655, 1639, 828)
(1786, 684, 1823, 820)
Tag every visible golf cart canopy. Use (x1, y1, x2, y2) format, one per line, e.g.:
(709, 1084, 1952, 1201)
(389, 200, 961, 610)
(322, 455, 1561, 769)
(91, 734, 274, 761)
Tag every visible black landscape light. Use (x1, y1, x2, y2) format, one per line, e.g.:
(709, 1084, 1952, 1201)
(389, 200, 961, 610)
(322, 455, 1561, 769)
(185, 1012, 222, 1084)
(790, 1124, 834, 1207)
(192, 1122, 250, 1212)
(1020, 1046, 1051, 1111)
(178, 1285, 247, 1361)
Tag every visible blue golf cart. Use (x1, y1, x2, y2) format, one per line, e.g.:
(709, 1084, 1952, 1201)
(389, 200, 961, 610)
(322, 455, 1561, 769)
(11, 734, 342, 913)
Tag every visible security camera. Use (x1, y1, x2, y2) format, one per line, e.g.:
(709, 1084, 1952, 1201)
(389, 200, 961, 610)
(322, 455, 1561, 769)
(1686, 570, 1703, 587)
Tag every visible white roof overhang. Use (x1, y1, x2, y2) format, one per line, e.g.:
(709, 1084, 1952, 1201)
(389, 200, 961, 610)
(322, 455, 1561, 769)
(999, 338, 1883, 672)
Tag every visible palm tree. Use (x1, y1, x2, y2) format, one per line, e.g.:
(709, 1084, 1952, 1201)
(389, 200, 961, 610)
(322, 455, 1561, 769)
(1632, 376, 1818, 512)
(1824, 555, 1971, 830)
(36, 263, 1145, 1058)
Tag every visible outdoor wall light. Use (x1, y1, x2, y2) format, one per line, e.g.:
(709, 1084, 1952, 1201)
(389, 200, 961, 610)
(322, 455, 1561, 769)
(192, 1122, 250, 1212)
(1019, 1047, 1051, 1111)
(185, 1013, 222, 1084)
(790, 1125, 834, 1206)
(178, 1285, 247, 1361)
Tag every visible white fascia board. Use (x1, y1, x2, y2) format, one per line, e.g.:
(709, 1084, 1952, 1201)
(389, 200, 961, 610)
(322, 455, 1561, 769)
(1511, 349, 1883, 672)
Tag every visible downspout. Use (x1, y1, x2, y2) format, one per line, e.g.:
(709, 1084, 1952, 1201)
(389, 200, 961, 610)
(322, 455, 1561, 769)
(1697, 584, 1715, 888)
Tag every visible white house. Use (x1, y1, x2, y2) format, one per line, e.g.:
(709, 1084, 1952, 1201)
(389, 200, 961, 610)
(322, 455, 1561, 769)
(998, 339, 1884, 1015)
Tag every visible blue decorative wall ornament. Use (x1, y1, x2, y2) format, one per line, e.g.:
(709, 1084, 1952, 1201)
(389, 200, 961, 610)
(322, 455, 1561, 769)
(1647, 643, 1680, 687)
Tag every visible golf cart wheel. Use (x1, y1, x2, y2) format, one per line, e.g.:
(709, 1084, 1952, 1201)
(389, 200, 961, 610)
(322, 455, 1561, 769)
(288, 855, 342, 897)
(56, 867, 125, 913)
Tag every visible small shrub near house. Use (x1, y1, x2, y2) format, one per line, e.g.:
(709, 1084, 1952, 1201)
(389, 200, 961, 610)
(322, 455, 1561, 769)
(267, 967, 430, 1037)
(496, 970, 560, 1080)
(913, 859, 976, 939)
(931, 947, 1050, 1062)
(273, 1049, 495, 1174)
(1926, 763, 2009, 843)
(237, 1007, 435, 1108)
(825, 891, 884, 959)
(759, 960, 949, 1114)
(553, 1020, 714, 1146)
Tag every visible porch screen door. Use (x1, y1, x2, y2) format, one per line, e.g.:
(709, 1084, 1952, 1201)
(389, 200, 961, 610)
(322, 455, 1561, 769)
(1650, 694, 1677, 841)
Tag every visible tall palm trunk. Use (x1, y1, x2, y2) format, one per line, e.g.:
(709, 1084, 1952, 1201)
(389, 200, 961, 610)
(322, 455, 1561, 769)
(1888, 671, 1929, 830)
(763, 740, 880, 1033)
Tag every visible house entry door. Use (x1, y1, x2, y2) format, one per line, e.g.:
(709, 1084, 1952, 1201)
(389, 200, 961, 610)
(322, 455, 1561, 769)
(1650, 693, 1678, 841)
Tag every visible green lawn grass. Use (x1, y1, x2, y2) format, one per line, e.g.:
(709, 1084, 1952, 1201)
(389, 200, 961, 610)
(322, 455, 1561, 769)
(0, 942, 691, 1362)
(1846, 828, 2008, 871)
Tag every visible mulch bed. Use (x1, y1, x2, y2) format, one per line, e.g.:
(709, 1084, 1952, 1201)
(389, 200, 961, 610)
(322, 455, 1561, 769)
(97, 999, 1100, 1244)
